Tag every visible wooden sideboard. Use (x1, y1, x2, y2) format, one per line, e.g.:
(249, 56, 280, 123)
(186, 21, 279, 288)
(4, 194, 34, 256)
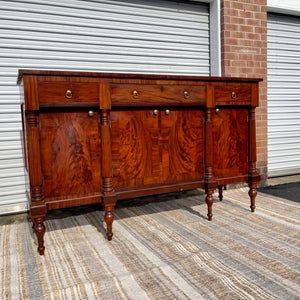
(18, 70, 261, 255)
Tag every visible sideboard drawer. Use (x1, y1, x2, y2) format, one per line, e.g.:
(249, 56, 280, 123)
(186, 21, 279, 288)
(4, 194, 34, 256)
(215, 85, 252, 105)
(111, 84, 206, 104)
(38, 82, 99, 104)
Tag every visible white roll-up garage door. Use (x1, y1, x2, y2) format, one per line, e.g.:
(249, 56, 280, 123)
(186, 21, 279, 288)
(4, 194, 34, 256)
(0, 0, 210, 214)
(267, 13, 300, 177)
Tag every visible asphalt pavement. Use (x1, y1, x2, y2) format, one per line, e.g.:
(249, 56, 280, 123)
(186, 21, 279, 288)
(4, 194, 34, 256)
(258, 181, 300, 203)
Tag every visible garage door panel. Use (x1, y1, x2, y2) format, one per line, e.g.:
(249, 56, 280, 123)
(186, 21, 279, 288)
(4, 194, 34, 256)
(268, 13, 300, 177)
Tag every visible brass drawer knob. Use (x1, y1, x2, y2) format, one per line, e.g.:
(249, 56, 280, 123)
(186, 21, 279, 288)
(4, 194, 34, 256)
(88, 110, 94, 117)
(215, 108, 220, 114)
(165, 109, 170, 115)
(231, 91, 237, 99)
(184, 91, 190, 99)
(65, 90, 72, 99)
(133, 90, 139, 99)
(153, 109, 159, 116)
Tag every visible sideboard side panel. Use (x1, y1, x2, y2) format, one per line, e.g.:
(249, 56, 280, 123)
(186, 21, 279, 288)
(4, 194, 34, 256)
(212, 108, 248, 179)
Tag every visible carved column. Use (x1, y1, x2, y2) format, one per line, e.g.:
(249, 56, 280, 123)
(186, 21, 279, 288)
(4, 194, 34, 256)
(204, 109, 217, 221)
(248, 108, 260, 212)
(26, 111, 47, 255)
(100, 109, 116, 240)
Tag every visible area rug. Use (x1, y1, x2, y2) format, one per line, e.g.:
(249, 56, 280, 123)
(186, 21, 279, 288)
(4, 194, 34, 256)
(1, 188, 299, 299)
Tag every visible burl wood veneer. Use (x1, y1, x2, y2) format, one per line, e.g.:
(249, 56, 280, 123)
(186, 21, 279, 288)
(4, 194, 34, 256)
(18, 70, 261, 255)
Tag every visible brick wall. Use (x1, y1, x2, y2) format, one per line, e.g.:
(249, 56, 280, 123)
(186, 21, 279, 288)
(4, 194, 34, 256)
(221, 0, 268, 185)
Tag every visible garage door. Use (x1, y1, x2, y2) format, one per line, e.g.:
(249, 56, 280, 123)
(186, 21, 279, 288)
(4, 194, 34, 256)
(267, 13, 300, 177)
(0, 0, 210, 213)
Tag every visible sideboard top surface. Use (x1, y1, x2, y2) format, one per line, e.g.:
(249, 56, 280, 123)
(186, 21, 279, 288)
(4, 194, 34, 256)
(17, 69, 263, 85)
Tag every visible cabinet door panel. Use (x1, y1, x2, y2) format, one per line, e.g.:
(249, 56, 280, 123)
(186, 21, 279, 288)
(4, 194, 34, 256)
(111, 109, 204, 189)
(161, 109, 204, 182)
(40, 111, 101, 198)
(212, 109, 248, 178)
(111, 110, 162, 188)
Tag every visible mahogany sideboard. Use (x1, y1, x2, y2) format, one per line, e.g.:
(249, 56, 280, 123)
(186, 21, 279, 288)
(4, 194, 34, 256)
(18, 70, 261, 255)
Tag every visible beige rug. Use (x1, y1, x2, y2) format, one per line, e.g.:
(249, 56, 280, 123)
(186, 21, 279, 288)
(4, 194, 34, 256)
(1, 188, 300, 299)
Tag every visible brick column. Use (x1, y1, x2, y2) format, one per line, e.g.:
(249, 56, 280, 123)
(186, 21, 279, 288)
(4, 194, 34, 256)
(221, 0, 268, 185)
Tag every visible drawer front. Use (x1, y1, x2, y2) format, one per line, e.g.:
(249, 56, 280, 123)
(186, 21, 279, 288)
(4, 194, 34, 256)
(111, 84, 206, 104)
(215, 85, 252, 105)
(38, 82, 99, 104)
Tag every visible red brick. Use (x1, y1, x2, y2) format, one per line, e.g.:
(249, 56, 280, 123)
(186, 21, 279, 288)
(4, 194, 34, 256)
(226, 38, 239, 45)
(239, 10, 253, 18)
(231, 60, 247, 67)
(245, 32, 260, 40)
(253, 40, 266, 48)
(247, 60, 261, 68)
(254, 12, 266, 20)
(231, 31, 245, 39)
(246, 18, 261, 26)
(254, 26, 265, 34)
(222, 0, 231, 9)
(230, 1, 244, 10)
(224, 24, 239, 32)
(239, 39, 254, 46)
(231, 16, 245, 25)
(240, 25, 254, 32)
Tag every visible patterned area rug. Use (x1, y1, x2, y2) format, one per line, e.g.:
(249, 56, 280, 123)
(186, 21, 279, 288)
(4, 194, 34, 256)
(1, 188, 300, 299)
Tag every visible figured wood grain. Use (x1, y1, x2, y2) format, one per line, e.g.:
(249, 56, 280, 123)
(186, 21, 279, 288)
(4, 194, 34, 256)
(161, 109, 204, 182)
(212, 108, 248, 178)
(39, 82, 99, 103)
(19, 70, 261, 254)
(111, 110, 161, 188)
(111, 109, 203, 189)
(214, 85, 252, 105)
(23, 75, 39, 110)
(39, 110, 101, 198)
(111, 84, 206, 104)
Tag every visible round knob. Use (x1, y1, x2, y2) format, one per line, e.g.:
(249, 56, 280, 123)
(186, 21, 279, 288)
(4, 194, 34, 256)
(88, 110, 94, 117)
(153, 109, 159, 116)
(165, 109, 170, 115)
(184, 91, 190, 99)
(231, 91, 237, 99)
(215, 108, 220, 114)
(133, 90, 139, 99)
(65, 90, 72, 99)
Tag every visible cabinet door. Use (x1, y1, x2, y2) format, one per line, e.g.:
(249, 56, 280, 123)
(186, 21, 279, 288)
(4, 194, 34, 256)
(111, 109, 204, 189)
(111, 110, 161, 188)
(40, 110, 102, 199)
(161, 109, 204, 183)
(212, 108, 248, 179)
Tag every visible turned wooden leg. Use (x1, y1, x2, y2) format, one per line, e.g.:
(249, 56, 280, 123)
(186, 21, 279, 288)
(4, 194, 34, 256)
(32, 216, 46, 255)
(104, 205, 115, 241)
(218, 185, 223, 201)
(248, 182, 257, 212)
(32, 218, 35, 232)
(205, 188, 214, 221)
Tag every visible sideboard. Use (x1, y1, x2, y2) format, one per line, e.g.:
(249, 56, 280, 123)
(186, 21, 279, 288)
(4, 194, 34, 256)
(18, 70, 261, 255)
